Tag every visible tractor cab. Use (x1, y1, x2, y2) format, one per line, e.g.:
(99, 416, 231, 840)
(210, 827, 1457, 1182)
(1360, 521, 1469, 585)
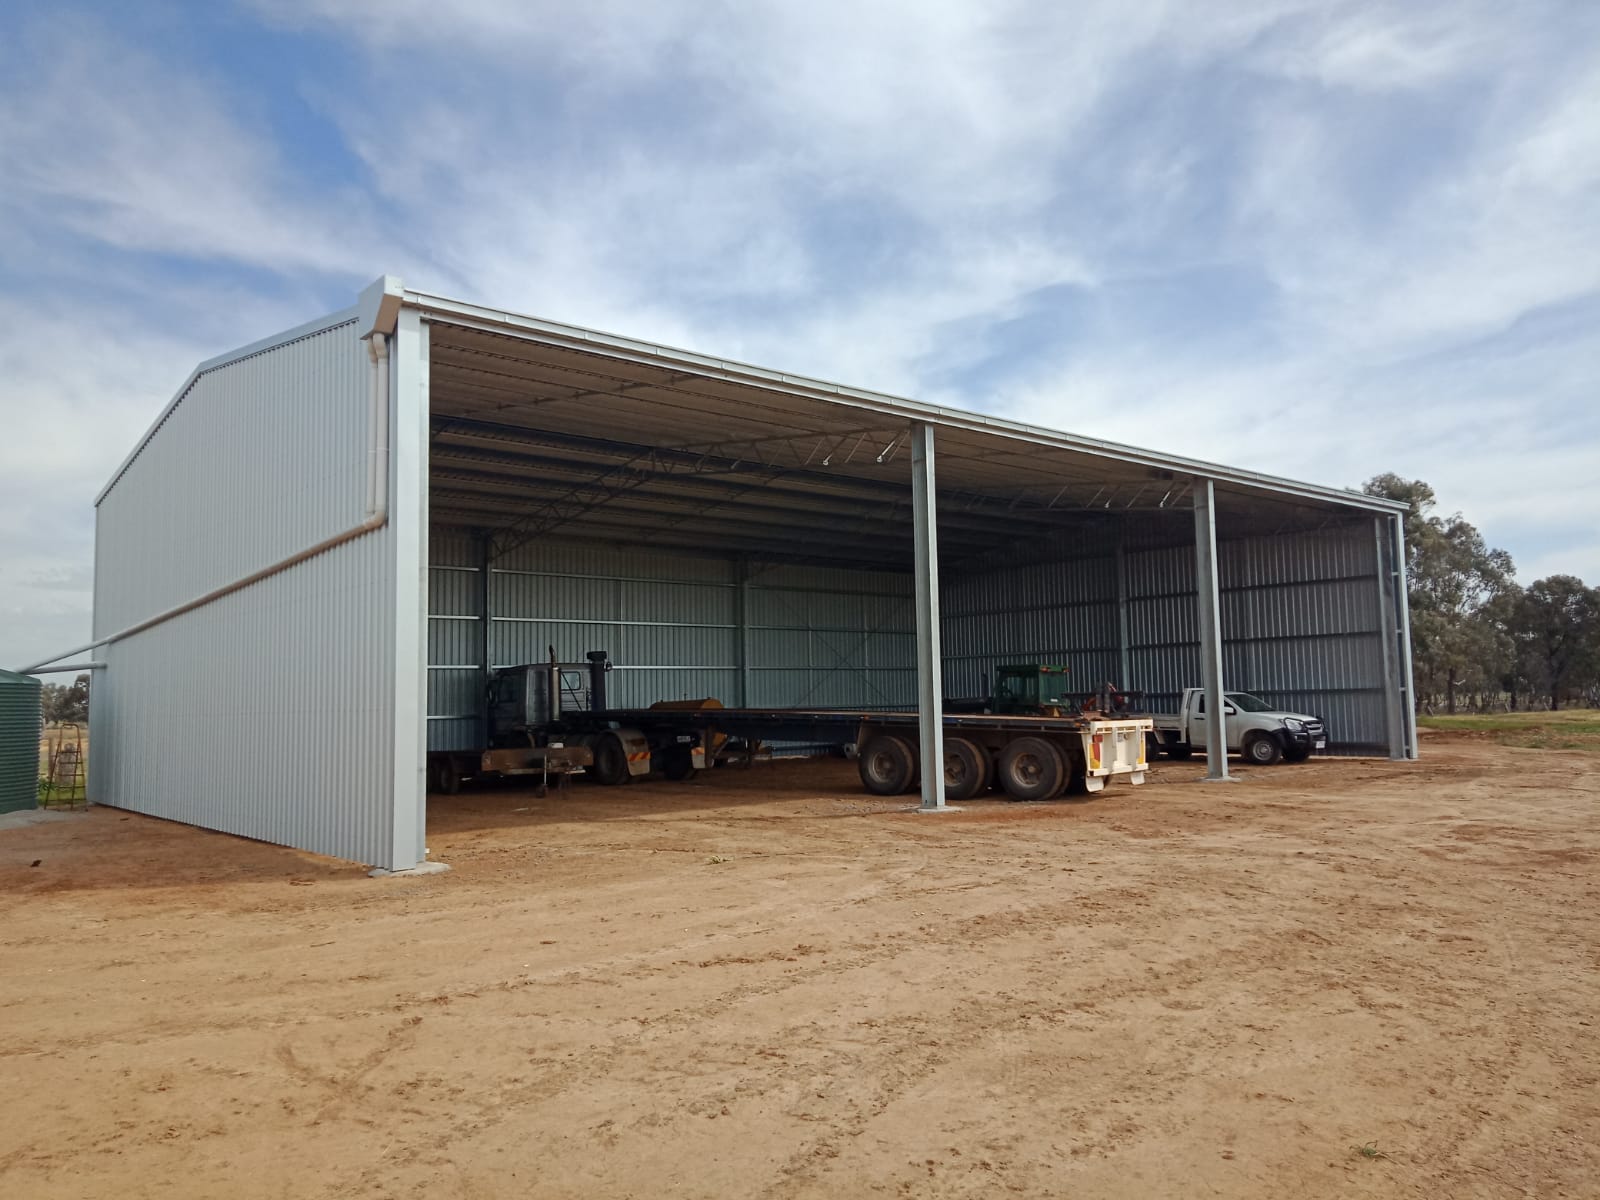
(991, 664, 1075, 717)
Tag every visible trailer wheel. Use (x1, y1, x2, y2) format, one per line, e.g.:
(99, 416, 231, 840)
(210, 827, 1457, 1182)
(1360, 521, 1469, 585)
(997, 737, 1067, 801)
(858, 734, 917, 796)
(591, 734, 631, 786)
(437, 756, 462, 795)
(1244, 732, 1283, 765)
(662, 746, 698, 781)
(942, 737, 990, 802)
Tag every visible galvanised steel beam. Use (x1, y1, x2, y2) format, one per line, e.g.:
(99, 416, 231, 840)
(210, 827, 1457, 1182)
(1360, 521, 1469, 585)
(1391, 512, 1419, 759)
(1373, 517, 1407, 760)
(391, 309, 431, 869)
(1193, 479, 1230, 782)
(911, 422, 946, 810)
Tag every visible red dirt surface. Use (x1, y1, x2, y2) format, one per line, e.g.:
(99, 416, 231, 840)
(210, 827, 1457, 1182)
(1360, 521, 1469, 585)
(2, 736, 1596, 1198)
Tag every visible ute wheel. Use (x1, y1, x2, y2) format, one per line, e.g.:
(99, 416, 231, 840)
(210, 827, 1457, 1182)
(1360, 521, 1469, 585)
(942, 737, 991, 802)
(858, 734, 917, 796)
(997, 737, 1068, 801)
(662, 747, 698, 781)
(591, 734, 631, 786)
(1244, 732, 1284, 765)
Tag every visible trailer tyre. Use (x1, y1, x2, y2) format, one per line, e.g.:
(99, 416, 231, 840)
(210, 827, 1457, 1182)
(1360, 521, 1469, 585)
(997, 737, 1067, 801)
(662, 746, 698, 781)
(858, 734, 917, 796)
(942, 737, 991, 802)
(1244, 732, 1283, 765)
(591, 734, 632, 786)
(437, 756, 462, 795)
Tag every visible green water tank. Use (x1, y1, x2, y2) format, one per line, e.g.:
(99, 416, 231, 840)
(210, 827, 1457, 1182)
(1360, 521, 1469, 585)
(0, 668, 42, 814)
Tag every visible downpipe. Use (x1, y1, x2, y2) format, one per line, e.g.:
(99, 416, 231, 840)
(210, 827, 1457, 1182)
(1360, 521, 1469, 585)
(20, 333, 392, 674)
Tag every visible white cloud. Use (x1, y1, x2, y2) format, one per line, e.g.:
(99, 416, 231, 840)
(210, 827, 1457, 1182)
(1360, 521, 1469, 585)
(0, 21, 383, 277)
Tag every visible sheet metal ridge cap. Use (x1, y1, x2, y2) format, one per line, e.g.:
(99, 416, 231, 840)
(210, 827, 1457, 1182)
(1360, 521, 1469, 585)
(94, 307, 360, 507)
(403, 289, 1406, 515)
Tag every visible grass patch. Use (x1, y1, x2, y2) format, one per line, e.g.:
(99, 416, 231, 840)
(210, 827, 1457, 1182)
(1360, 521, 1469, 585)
(1419, 709, 1600, 752)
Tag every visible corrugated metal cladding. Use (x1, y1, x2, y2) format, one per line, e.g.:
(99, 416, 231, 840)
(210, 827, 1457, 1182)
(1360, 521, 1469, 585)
(90, 320, 403, 864)
(427, 533, 915, 750)
(943, 556, 1121, 701)
(0, 668, 42, 814)
(944, 524, 1390, 753)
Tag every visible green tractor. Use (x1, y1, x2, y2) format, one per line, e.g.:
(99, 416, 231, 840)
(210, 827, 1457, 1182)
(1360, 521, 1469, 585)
(989, 665, 1137, 718)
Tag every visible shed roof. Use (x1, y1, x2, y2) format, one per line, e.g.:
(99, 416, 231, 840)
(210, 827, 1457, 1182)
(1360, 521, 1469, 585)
(98, 276, 1405, 572)
(401, 284, 1401, 569)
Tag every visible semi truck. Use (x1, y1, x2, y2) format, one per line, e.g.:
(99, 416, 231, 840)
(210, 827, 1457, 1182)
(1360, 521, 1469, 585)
(426, 653, 1152, 803)
(1145, 688, 1326, 764)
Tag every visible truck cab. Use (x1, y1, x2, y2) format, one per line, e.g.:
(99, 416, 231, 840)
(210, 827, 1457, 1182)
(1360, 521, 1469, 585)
(1148, 689, 1326, 765)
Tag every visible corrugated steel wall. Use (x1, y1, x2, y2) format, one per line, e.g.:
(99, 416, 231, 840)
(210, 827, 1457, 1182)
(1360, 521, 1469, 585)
(940, 523, 1392, 754)
(427, 534, 915, 749)
(943, 556, 1121, 700)
(90, 319, 404, 864)
(430, 523, 1392, 754)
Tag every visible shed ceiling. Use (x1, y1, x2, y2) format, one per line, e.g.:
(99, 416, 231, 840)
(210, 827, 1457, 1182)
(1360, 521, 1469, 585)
(419, 310, 1396, 572)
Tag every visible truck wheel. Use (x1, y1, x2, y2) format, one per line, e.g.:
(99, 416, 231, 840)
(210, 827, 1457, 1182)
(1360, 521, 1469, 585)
(662, 746, 698, 781)
(1244, 733, 1283, 765)
(437, 756, 462, 795)
(591, 734, 631, 786)
(997, 737, 1067, 801)
(942, 737, 990, 802)
(858, 734, 917, 796)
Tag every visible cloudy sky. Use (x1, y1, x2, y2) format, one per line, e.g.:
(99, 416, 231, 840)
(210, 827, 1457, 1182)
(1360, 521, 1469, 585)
(2, 0, 1597, 671)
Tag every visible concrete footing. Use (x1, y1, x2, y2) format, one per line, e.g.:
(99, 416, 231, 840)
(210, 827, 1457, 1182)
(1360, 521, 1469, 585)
(368, 860, 452, 878)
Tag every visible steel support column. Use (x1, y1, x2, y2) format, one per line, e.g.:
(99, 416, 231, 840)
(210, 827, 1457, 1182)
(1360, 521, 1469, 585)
(475, 531, 493, 748)
(1115, 542, 1132, 687)
(735, 555, 752, 708)
(1193, 479, 1230, 781)
(911, 422, 946, 809)
(1374, 517, 1407, 760)
(390, 310, 431, 869)
(1391, 512, 1419, 759)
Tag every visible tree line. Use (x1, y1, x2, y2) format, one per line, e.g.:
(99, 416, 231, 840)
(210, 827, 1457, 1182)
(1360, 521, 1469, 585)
(1364, 475, 1600, 713)
(40, 675, 90, 725)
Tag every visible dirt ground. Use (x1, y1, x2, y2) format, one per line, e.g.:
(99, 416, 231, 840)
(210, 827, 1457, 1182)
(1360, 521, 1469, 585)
(2, 736, 1597, 1199)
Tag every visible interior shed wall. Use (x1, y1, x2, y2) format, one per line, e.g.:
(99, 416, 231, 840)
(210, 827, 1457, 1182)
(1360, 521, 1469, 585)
(427, 532, 916, 749)
(944, 523, 1393, 754)
(90, 320, 406, 866)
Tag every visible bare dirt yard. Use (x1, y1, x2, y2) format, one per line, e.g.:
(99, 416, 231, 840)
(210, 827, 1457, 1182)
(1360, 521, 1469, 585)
(2, 735, 1597, 1199)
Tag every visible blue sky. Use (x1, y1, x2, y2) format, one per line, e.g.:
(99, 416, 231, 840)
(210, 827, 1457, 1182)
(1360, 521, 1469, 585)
(2, 0, 1598, 670)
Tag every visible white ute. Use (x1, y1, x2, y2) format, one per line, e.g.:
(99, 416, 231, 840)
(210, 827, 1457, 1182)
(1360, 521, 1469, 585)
(1147, 688, 1326, 765)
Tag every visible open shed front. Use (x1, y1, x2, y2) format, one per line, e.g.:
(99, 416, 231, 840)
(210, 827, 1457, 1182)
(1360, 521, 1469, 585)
(401, 286, 1417, 834)
(66, 277, 1414, 876)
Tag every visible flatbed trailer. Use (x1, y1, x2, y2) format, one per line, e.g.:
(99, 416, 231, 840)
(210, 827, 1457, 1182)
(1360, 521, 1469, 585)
(549, 703, 1151, 802)
(428, 652, 1152, 802)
